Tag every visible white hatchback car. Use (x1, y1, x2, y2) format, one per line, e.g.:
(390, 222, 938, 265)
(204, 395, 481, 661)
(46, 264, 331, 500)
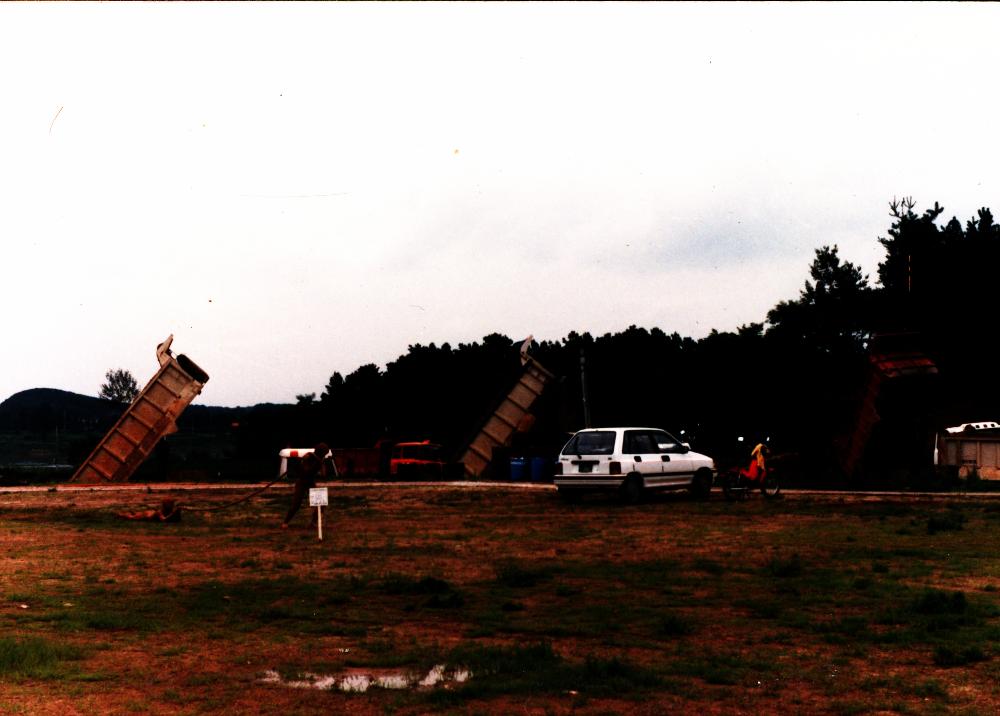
(553, 427, 715, 501)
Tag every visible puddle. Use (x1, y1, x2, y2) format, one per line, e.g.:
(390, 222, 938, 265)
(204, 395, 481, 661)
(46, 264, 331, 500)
(376, 674, 410, 689)
(339, 674, 372, 692)
(261, 664, 472, 693)
(419, 664, 445, 687)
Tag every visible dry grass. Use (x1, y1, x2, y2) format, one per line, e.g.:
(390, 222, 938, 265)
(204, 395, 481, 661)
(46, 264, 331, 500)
(0, 486, 998, 714)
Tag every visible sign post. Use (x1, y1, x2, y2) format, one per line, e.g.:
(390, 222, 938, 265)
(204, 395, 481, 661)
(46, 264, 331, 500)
(309, 487, 329, 541)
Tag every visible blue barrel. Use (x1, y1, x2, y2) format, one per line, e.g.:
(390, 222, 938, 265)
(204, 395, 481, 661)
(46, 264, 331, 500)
(509, 457, 526, 482)
(530, 457, 549, 482)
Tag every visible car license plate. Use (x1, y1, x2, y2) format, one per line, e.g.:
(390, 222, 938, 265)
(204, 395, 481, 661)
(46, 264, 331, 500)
(578, 463, 592, 473)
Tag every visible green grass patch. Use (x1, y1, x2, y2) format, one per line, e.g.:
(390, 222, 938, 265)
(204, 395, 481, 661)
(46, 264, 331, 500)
(927, 510, 967, 535)
(668, 650, 776, 687)
(378, 574, 465, 609)
(932, 643, 988, 667)
(656, 613, 695, 637)
(343, 639, 436, 670)
(494, 561, 555, 588)
(912, 589, 968, 616)
(910, 678, 948, 698)
(427, 642, 660, 704)
(737, 597, 784, 620)
(77, 611, 150, 632)
(766, 553, 804, 578)
(691, 558, 725, 575)
(0, 637, 83, 679)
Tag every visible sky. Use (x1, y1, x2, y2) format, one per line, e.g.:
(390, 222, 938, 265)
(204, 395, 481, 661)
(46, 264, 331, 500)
(3, 2, 1000, 408)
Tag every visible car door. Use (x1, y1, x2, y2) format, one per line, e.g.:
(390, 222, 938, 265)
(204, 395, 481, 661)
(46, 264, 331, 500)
(650, 429, 692, 487)
(622, 430, 669, 485)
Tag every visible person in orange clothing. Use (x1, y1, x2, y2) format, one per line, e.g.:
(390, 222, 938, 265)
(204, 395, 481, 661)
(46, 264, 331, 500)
(745, 439, 770, 481)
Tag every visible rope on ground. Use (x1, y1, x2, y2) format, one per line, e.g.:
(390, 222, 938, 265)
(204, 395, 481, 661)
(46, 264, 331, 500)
(179, 473, 289, 513)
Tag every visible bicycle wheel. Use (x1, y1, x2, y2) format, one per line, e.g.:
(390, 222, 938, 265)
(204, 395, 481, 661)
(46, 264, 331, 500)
(761, 473, 781, 499)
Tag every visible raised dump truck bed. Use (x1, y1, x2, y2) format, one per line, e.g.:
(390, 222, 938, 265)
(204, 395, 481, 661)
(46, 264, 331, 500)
(70, 336, 209, 483)
(840, 332, 937, 478)
(459, 337, 555, 479)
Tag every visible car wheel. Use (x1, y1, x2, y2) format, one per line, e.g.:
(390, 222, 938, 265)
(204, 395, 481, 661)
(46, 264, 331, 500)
(689, 468, 712, 500)
(620, 474, 645, 504)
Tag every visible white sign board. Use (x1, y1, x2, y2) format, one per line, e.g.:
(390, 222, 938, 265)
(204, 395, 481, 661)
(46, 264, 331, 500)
(309, 487, 329, 507)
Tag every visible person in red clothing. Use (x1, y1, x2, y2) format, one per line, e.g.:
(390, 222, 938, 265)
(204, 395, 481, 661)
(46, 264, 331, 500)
(281, 442, 329, 528)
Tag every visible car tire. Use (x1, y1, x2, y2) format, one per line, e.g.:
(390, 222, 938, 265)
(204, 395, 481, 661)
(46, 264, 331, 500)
(620, 474, 645, 504)
(689, 468, 712, 500)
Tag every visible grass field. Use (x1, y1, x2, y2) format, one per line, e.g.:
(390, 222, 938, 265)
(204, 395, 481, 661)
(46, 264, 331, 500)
(0, 485, 998, 714)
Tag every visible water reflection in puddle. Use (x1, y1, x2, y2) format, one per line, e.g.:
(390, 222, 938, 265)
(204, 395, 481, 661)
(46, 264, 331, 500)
(261, 665, 472, 693)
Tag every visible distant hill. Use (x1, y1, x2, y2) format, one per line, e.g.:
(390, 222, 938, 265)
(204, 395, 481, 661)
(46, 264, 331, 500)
(0, 388, 125, 432)
(0, 388, 305, 478)
(0, 388, 265, 433)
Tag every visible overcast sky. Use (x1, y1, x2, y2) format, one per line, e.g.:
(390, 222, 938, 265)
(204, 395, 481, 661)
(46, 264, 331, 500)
(3, 3, 999, 407)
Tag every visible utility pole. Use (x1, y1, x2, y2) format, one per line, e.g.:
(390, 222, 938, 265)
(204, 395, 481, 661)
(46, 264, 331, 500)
(580, 347, 591, 428)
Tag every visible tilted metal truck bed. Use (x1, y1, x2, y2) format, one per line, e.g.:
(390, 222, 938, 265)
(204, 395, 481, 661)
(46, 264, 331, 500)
(69, 336, 209, 483)
(459, 337, 554, 479)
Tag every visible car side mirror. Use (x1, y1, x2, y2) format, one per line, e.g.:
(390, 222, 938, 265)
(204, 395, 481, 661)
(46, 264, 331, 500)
(678, 443, 690, 454)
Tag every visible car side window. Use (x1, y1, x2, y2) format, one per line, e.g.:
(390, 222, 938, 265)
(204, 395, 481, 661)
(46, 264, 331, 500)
(623, 431, 637, 453)
(624, 431, 657, 454)
(652, 430, 682, 453)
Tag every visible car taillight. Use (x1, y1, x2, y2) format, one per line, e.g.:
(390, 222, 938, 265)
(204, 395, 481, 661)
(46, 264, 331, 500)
(553, 462, 563, 475)
(609, 461, 621, 475)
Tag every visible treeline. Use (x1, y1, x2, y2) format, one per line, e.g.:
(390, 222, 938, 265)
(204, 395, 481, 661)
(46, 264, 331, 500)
(294, 198, 1000, 476)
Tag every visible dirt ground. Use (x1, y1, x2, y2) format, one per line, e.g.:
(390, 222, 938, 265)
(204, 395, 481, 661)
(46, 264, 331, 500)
(0, 484, 998, 715)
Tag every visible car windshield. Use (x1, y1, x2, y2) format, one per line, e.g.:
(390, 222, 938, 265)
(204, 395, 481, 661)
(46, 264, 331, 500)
(562, 431, 616, 456)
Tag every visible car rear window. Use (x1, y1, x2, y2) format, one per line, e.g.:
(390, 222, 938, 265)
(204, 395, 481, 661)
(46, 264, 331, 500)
(562, 431, 616, 456)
